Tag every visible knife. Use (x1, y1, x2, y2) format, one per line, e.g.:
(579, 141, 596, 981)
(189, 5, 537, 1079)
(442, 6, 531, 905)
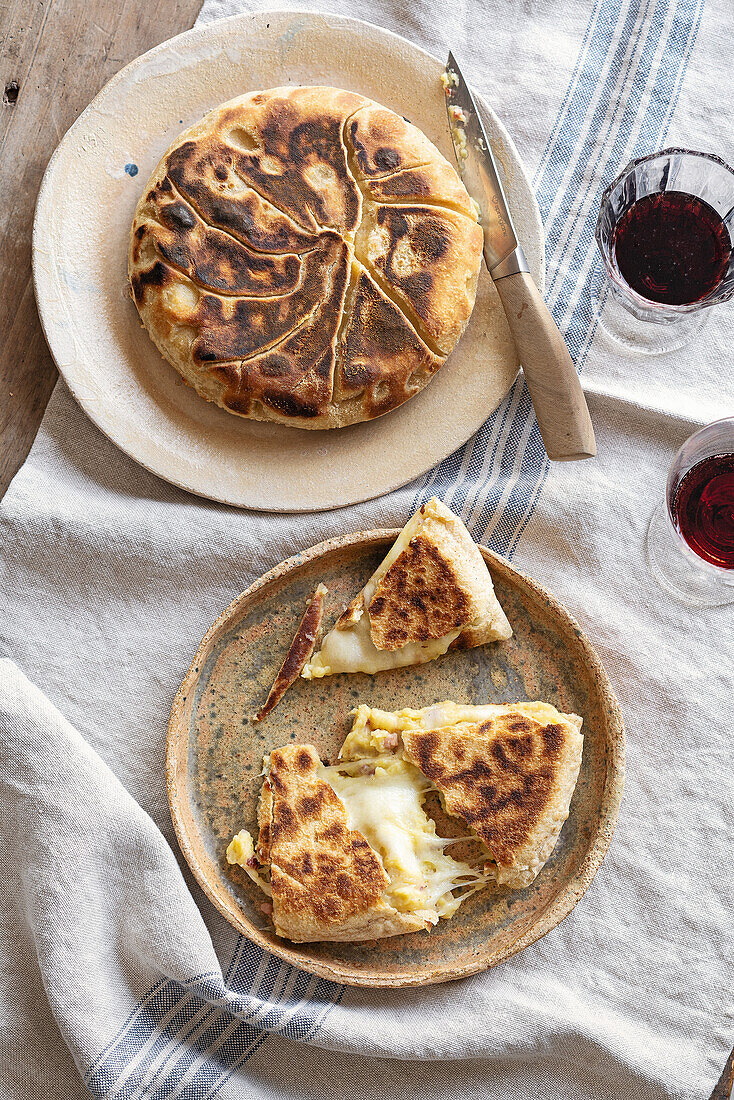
(444, 53, 596, 461)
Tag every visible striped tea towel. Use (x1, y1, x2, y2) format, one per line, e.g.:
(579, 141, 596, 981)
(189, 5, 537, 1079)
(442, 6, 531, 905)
(1, 1, 733, 1098)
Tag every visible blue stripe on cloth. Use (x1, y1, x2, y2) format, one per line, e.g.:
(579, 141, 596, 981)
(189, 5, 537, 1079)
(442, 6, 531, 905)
(84, 3, 703, 1094)
(506, 0, 705, 557)
(85, 965, 341, 1098)
(414, 0, 703, 559)
(534, 0, 608, 180)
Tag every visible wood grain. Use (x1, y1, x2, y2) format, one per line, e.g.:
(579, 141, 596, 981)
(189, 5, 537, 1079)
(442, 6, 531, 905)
(493, 269, 596, 461)
(0, 0, 202, 499)
(712, 1048, 734, 1100)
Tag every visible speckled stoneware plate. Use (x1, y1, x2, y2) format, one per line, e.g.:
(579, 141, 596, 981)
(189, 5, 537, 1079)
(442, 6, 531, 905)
(32, 9, 544, 512)
(167, 531, 624, 987)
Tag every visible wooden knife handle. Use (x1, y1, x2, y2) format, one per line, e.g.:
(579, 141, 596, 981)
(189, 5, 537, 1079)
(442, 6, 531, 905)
(494, 271, 596, 461)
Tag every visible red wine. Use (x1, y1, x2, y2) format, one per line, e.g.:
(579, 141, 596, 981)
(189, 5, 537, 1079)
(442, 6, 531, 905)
(672, 454, 734, 568)
(612, 191, 731, 305)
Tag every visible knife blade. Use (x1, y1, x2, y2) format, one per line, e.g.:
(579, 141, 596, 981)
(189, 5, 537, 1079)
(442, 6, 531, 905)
(443, 53, 596, 461)
(444, 51, 528, 277)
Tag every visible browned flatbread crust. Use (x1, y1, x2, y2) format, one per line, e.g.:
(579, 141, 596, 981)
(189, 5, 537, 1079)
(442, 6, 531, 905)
(253, 584, 327, 722)
(368, 533, 474, 651)
(257, 744, 424, 941)
(347, 103, 476, 216)
(368, 498, 512, 652)
(354, 204, 483, 355)
(129, 86, 482, 429)
(401, 709, 583, 889)
(336, 265, 444, 422)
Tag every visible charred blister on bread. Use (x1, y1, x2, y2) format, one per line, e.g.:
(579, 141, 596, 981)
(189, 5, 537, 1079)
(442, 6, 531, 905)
(401, 709, 583, 887)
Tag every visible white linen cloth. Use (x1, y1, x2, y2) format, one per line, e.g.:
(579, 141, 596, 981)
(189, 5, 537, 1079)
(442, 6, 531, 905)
(2, 1, 733, 1098)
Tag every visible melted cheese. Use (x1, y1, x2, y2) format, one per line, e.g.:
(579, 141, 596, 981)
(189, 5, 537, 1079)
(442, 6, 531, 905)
(450, 126, 468, 162)
(440, 69, 459, 93)
(227, 755, 485, 923)
(323, 758, 484, 918)
(305, 614, 460, 677)
(303, 507, 461, 678)
(343, 700, 582, 742)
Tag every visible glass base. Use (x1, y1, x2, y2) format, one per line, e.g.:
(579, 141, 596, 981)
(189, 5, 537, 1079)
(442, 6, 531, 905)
(592, 270, 708, 356)
(646, 502, 734, 607)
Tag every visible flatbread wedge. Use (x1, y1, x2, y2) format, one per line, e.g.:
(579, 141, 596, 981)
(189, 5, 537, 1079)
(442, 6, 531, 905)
(227, 742, 486, 942)
(340, 700, 584, 889)
(302, 498, 511, 678)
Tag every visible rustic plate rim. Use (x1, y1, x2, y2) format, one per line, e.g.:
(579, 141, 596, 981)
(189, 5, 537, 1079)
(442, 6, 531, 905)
(167, 529, 625, 987)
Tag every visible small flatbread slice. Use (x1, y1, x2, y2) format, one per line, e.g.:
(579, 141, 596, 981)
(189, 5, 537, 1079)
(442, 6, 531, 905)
(341, 701, 583, 890)
(252, 584, 327, 721)
(227, 743, 486, 943)
(303, 498, 511, 678)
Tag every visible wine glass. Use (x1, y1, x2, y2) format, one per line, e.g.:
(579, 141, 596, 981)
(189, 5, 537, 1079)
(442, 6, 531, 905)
(647, 417, 734, 607)
(594, 149, 734, 356)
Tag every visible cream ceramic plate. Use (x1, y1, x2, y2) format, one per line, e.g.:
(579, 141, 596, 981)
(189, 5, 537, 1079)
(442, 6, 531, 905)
(33, 10, 544, 512)
(167, 532, 624, 987)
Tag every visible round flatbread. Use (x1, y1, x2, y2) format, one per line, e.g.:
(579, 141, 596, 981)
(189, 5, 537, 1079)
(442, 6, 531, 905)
(129, 86, 483, 429)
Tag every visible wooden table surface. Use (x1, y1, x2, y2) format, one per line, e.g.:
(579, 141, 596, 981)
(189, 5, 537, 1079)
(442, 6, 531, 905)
(0, 0, 202, 496)
(0, 3, 732, 1098)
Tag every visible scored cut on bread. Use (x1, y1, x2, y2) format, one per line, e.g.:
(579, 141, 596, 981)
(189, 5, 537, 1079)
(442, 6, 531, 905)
(129, 87, 483, 429)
